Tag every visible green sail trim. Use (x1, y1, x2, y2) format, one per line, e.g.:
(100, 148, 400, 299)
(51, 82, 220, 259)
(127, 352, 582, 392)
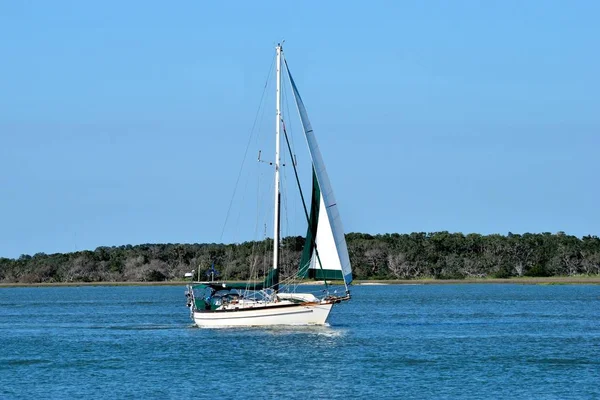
(308, 269, 344, 280)
(298, 169, 320, 279)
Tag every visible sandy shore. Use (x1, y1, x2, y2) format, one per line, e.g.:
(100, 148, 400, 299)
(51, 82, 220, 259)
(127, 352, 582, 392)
(1, 276, 599, 288)
(355, 277, 600, 285)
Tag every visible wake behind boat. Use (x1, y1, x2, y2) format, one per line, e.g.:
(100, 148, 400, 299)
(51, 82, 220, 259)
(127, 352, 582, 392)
(185, 43, 352, 327)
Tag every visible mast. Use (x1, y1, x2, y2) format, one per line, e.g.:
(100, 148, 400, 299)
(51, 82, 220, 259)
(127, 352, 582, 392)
(272, 43, 282, 292)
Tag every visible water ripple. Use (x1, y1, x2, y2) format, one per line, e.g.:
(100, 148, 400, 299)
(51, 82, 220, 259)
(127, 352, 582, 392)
(0, 284, 598, 399)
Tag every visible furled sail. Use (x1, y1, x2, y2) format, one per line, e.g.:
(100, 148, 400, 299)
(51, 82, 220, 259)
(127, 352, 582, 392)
(285, 60, 353, 286)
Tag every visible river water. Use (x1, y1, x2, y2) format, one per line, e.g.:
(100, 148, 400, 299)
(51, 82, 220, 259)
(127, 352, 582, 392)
(1, 284, 598, 399)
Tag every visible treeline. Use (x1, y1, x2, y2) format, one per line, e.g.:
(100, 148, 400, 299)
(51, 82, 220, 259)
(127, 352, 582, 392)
(1, 232, 599, 284)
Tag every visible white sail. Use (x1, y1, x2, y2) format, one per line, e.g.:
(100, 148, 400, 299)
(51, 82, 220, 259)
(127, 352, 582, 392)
(306, 192, 346, 280)
(285, 59, 353, 286)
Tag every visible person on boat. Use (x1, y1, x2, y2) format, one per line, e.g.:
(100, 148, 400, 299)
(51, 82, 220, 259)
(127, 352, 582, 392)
(203, 287, 215, 310)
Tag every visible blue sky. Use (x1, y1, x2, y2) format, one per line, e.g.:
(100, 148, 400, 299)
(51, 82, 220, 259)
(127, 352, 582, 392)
(1, 1, 598, 258)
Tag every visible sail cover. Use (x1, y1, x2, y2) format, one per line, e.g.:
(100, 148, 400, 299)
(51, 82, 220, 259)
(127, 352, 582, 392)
(286, 60, 353, 286)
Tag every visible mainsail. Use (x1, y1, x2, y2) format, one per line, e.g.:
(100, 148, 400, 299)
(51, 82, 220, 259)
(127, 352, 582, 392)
(285, 60, 353, 286)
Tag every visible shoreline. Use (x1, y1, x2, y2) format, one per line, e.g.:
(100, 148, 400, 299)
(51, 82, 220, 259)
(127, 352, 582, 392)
(355, 277, 600, 285)
(1, 276, 599, 288)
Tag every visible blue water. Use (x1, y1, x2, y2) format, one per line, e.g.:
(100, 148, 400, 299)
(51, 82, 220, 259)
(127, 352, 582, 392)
(1, 284, 599, 399)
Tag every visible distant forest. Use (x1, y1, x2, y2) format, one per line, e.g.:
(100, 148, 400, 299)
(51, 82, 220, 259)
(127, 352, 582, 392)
(1, 232, 599, 284)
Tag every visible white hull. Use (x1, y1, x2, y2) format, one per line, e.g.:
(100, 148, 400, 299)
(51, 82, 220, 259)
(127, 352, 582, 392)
(192, 302, 334, 328)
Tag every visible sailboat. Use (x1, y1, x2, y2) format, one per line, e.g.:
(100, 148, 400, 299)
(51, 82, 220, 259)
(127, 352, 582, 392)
(185, 43, 352, 327)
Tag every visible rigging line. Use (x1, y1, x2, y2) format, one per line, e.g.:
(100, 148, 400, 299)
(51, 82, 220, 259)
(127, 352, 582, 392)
(219, 54, 276, 242)
(260, 175, 276, 262)
(249, 165, 263, 277)
(281, 55, 329, 290)
(231, 166, 254, 242)
(280, 138, 290, 240)
(281, 69, 298, 235)
(281, 117, 328, 290)
(279, 56, 310, 224)
(282, 66, 297, 156)
(282, 177, 289, 239)
(281, 120, 309, 229)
